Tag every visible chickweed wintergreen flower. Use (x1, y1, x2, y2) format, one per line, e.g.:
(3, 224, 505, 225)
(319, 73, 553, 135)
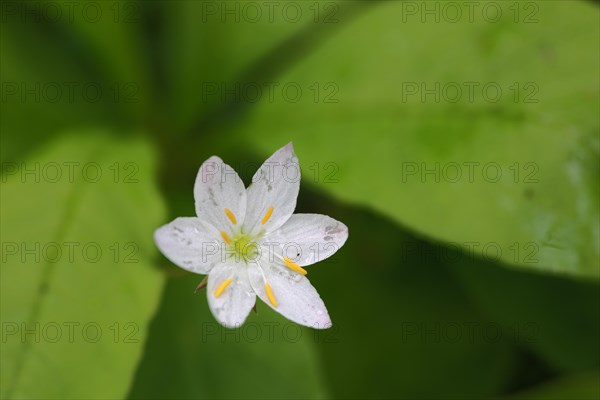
(154, 143, 348, 329)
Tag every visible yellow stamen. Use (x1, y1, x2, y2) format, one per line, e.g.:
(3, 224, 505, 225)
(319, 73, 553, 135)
(224, 208, 237, 225)
(283, 257, 307, 275)
(261, 206, 274, 225)
(265, 283, 277, 307)
(214, 278, 233, 298)
(220, 231, 231, 244)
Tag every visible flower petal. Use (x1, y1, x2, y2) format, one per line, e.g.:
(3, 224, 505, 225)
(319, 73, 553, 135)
(194, 156, 246, 232)
(154, 217, 222, 274)
(207, 261, 256, 328)
(262, 214, 348, 267)
(244, 143, 300, 235)
(248, 262, 332, 329)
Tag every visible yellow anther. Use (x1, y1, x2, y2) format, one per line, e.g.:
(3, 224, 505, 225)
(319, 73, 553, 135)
(224, 208, 237, 225)
(220, 231, 231, 244)
(261, 206, 274, 225)
(214, 278, 233, 298)
(283, 257, 307, 275)
(265, 283, 278, 307)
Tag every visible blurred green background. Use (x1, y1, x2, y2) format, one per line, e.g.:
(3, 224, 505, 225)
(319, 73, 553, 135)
(1, 1, 599, 399)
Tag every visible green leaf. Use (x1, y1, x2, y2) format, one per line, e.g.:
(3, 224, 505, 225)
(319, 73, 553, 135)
(227, 1, 600, 278)
(128, 273, 328, 399)
(0, 133, 166, 398)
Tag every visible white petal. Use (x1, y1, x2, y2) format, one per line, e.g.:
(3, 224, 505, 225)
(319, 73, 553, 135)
(194, 156, 246, 232)
(207, 261, 256, 328)
(262, 214, 348, 267)
(244, 143, 300, 236)
(248, 262, 332, 329)
(154, 217, 223, 274)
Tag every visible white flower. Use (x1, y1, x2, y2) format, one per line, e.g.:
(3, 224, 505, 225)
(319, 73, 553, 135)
(154, 143, 348, 329)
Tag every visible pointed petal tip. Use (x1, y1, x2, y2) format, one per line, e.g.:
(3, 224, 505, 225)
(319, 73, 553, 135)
(310, 313, 332, 330)
(282, 142, 295, 154)
(285, 142, 299, 161)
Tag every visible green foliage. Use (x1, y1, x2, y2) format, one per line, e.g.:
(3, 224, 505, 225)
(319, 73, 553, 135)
(0, 134, 166, 398)
(228, 1, 600, 278)
(1, 0, 598, 399)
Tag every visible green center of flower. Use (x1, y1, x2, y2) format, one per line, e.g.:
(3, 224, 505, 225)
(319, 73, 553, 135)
(227, 232, 259, 263)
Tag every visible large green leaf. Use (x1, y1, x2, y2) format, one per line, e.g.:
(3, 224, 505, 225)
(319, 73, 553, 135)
(226, 1, 600, 278)
(1, 134, 166, 398)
